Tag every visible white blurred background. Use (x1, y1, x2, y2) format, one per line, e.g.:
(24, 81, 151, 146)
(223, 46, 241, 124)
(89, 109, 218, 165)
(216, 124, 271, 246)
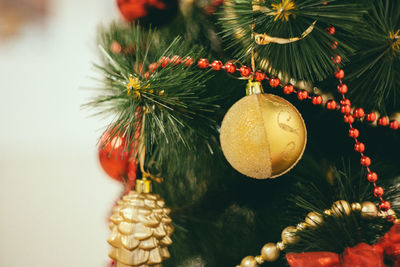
(0, 1, 123, 266)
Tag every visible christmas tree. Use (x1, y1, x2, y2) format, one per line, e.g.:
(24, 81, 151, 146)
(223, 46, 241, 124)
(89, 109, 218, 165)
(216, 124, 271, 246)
(88, 0, 400, 266)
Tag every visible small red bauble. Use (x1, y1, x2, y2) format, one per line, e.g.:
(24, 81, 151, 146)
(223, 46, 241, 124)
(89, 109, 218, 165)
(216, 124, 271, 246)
(354, 142, 365, 153)
(148, 62, 158, 73)
(366, 112, 377, 122)
(349, 128, 359, 138)
(337, 84, 348, 94)
(380, 201, 391, 211)
(361, 156, 371, 167)
(326, 100, 337, 110)
(331, 41, 339, 49)
(326, 26, 335, 35)
(340, 99, 351, 106)
(297, 90, 308, 100)
(353, 108, 365, 119)
(240, 66, 252, 77)
(171, 55, 181, 65)
(334, 69, 345, 79)
(378, 116, 389, 126)
(211, 60, 223, 71)
(341, 105, 351, 114)
(269, 77, 280, 87)
(183, 57, 193, 66)
(312, 96, 322, 105)
(197, 58, 209, 68)
(374, 187, 384, 197)
(283, 84, 294, 94)
(144, 72, 150, 80)
(224, 62, 236, 73)
(254, 71, 266, 81)
(110, 41, 122, 54)
(367, 172, 378, 183)
(332, 55, 342, 64)
(159, 56, 170, 67)
(98, 130, 130, 182)
(344, 114, 354, 124)
(390, 120, 399, 130)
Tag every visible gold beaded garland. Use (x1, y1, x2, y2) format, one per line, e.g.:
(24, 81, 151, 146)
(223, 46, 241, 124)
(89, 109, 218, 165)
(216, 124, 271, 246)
(240, 256, 259, 267)
(281, 226, 299, 245)
(305, 211, 324, 228)
(351, 202, 362, 212)
(331, 200, 351, 216)
(361, 201, 379, 219)
(261, 243, 280, 262)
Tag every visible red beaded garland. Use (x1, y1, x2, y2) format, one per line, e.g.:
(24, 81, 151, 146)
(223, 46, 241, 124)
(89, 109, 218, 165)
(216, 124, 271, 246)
(254, 71, 266, 81)
(354, 142, 365, 153)
(148, 62, 158, 73)
(349, 128, 359, 138)
(340, 99, 351, 106)
(374, 187, 384, 197)
(184, 57, 194, 66)
(240, 66, 252, 77)
(171, 55, 181, 65)
(366, 112, 377, 122)
(367, 172, 378, 183)
(334, 69, 345, 79)
(110, 41, 122, 54)
(326, 26, 335, 35)
(297, 90, 308, 100)
(160, 56, 170, 67)
(378, 116, 389, 126)
(379, 201, 391, 211)
(312, 96, 322, 105)
(283, 84, 294, 94)
(341, 105, 351, 114)
(390, 120, 399, 130)
(353, 108, 365, 119)
(337, 84, 348, 94)
(269, 77, 280, 88)
(197, 58, 209, 68)
(326, 100, 337, 110)
(344, 114, 354, 124)
(360, 156, 371, 167)
(331, 41, 338, 49)
(211, 60, 223, 71)
(332, 55, 342, 64)
(224, 62, 236, 73)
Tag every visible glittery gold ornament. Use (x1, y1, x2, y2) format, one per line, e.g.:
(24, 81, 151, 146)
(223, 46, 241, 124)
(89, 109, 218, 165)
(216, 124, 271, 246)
(220, 81, 307, 179)
(108, 178, 173, 267)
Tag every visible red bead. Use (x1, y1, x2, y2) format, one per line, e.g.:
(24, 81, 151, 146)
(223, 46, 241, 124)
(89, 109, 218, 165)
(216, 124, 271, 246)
(171, 55, 181, 65)
(353, 108, 365, 119)
(184, 57, 194, 66)
(110, 41, 122, 54)
(331, 41, 339, 49)
(312, 96, 323, 105)
(98, 130, 130, 182)
(361, 156, 371, 167)
(254, 71, 266, 81)
(322, 1, 327, 5)
(148, 62, 158, 73)
(354, 142, 365, 152)
(340, 99, 351, 106)
(269, 77, 281, 87)
(349, 128, 359, 138)
(326, 100, 337, 110)
(341, 105, 351, 114)
(332, 55, 342, 64)
(224, 62, 236, 73)
(144, 72, 150, 79)
(211, 60, 223, 71)
(297, 90, 308, 100)
(378, 116, 389, 126)
(326, 26, 335, 35)
(160, 56, 170, 67)
(334, 69, 345, 79)
(283, 84, 294, 94)
(379, 201, 391, 211)
(366, 112, 377, 122)
(240, 66, 252, 77)
(197, 58, 209, 68)
(374, 187, 384, 197)
(337, 84, 348, 94)
(390, 120, 399, 130)
(367, 172, 378, 183)
(344, 114, 354, 124)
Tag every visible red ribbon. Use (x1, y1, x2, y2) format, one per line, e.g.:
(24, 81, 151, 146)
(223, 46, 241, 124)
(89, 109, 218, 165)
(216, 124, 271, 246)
(286, 224, 400, 267)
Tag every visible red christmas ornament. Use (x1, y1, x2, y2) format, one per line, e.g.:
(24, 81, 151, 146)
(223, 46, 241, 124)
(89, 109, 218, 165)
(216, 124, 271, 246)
(366, 112, 377, 122)
(297, 90, 308, 100)
(254, 71, 266, 81)
(211, 60, 223, 71)
(98, 130, 130, 182)
(239, 66, 251, 77)
(334, 69, 345, 79)
(337, 84, 348, 94)
(198, 58, 209, 69)
(269, 77, 280, 87)
(312, 96, 322, 105)
(380, 201, 391, 211)
(326, 100, 337, 110)
(110, 41, 122, 54)
(354, 142, 365, 153)
(374, 187, 384, 198)
(354, 108, 365, 119)
(283, 84, 294, 94)
(224, 62, 236, 73)
(367, 172, 378, 183)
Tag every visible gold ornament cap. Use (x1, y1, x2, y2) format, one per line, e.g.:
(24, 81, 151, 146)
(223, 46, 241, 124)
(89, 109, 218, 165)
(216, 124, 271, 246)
(135, 178, 152, 193)
(246, 80, 264, 95)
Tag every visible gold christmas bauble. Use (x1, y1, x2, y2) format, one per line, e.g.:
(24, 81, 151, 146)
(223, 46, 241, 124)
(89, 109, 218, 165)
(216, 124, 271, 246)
(261, 243, 280, 262)
(108, 182, 173, 267)
(220, 87, 307, 179)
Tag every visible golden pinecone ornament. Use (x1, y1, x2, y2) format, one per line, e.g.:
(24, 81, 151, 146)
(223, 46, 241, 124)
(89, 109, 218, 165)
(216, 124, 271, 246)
(108, 178, 173, 267)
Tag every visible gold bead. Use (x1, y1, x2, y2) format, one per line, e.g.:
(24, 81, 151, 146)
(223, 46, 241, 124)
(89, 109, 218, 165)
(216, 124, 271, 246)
(276, 241, 286, 250)
(361, 201, 378, 219)
(379, 208, 397, 219)
(296, 222, 307, 230)
(281, 226, 299, 245)
(324, 209, 332, 216)
(261, 243, 280, 262)
(240, 256, 259, 267)
(331, 200, 351, 216)
(351, 202, 362, 212)
(220, 93, 307, 179)
(305, 211, 324, 228)
(254, 255, 264, 264)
